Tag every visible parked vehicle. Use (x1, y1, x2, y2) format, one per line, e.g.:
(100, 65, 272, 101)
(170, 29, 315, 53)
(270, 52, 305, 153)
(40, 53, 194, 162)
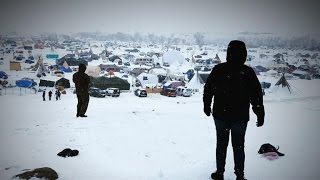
(160, 88, 176, 97)
(134, 89, 147, 97)
(176, 86, 192, 97)
(260, 81, 271, 89)
(106, 88, 120, 97)
(89, 87, 105, 98)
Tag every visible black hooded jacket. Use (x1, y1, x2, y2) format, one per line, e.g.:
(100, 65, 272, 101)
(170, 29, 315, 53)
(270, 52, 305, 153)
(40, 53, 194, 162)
(203, 40, 265, 122)
(73, 64, 90, 95)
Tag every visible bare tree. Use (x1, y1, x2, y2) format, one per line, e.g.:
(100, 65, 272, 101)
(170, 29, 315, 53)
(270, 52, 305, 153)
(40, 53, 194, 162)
(193, 32, 205, 48)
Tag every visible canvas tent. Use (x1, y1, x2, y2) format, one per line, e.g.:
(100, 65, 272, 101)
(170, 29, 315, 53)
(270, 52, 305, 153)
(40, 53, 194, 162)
(55, 78, 70, 88)
(90, 76, 130, 90)
(86, 66, 101, 77)
(186, 72, 204, 93)
(136, 72, 158, 87)
(10, 61, 21, 71)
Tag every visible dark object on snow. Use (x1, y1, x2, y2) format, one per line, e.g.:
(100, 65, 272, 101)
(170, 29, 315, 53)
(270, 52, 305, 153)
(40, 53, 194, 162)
(57, 148, 79, 157)
(258, 143, 285, 156)
(14, 167, 58, 180)
(275, 73, 292, 93)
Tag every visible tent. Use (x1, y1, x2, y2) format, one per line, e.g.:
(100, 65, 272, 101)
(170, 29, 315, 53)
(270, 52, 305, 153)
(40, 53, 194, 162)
(39, 79, 55, 87)
(186, 72, 204, 93)
(55, 78, 70, 88)
(86, 65, 101, 77)
(90, 76, 130, 90)
(0, 71, 8, 79)
(136, 72, 158, 87)
(10, 61, 21, 71)
(16, 78, 37, 88)
(275, 73, 292, 93)
(60, 61, 73, 73)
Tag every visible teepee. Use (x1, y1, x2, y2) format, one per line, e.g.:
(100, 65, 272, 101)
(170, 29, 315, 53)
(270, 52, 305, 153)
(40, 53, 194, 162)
(186, 71, 204, 93)
(275, 73, 292, 93)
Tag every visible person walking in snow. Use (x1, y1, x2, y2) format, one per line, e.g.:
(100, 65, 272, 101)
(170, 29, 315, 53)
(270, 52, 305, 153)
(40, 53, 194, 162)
(57, 90, 61, 100)
(48, 90, 52, 101)
(203, 40, 265, 180)
(73, 63, 90, 117)
(55, 90, 59, 101)
(42, 91, 46, 101)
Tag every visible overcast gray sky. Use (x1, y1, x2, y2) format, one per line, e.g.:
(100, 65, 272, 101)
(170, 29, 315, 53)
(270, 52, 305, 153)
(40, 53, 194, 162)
(0, 0, 319, 35)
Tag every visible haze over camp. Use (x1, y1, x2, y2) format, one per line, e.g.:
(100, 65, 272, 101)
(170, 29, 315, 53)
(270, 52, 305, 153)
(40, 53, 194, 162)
(0, 0, 320, 180)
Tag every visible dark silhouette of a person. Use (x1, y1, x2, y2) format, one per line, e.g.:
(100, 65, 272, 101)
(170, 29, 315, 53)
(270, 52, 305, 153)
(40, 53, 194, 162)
(48, 90, 52, 100)
(42, 91, 46, 101)
(203, 40, 265, 180)
(73, 64, 90, 117)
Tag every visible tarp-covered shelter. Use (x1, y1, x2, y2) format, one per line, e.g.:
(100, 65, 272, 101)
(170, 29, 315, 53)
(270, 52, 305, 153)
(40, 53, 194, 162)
(39, 79, 55, 87)
(55, 78, 70, 88)
(90, 76, 130, 90)
(56, 57, 88, 66)
(16, 78, 37, 88)
(0, 71, 8, 79)
(60, 61, 73, 73)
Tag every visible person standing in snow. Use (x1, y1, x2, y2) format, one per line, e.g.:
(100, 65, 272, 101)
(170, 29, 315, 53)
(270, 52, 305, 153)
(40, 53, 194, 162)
(73, 63, 90, 117)
(42, 90, 46, 101)
(203, 40, 265, 180)
(57, 90, 61, 100)
(55, 90, 59, 100)
(48, 90, 52, 101)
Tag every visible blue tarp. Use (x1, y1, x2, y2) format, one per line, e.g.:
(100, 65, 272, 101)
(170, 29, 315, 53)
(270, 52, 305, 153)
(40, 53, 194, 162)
(16, 78, 37, 88)
(60, 66, 73, 73)
(0, 71, 8, 79)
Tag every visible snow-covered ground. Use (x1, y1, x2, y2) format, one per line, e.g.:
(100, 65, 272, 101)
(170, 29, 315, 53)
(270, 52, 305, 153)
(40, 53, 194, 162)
(0, 78, 320, 180)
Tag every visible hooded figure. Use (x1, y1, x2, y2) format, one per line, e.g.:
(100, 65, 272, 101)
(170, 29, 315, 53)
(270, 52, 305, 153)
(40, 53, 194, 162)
(203, 40, 265, 180)
(73, 64, 90, 117)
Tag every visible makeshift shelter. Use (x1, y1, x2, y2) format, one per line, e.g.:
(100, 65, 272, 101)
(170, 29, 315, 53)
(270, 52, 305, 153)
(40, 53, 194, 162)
(0, 71, 8, 79)
(90, 76, 130, 90)
(60, 61, 73, 73)
(86, 66, 101, 77)
(39, 79, 55, 87)
(186, 72, 204, 92)
(136, 72, 158, 87)
(10, 61, 21, 71)
(56, 57, 88, 66)
(55, 78, 70, 88)
(16, 78, 37, 88)
(275, 73, 292, 93)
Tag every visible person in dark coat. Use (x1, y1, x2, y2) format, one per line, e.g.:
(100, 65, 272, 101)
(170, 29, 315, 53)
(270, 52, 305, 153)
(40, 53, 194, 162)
(55, 90, 59, 100)
(42, 91, 46, 101)
(48, 90, 52, 100)
(203, 40, 265, 180)
(57, 90, 61, 100)
(73, 63, 90, 117)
